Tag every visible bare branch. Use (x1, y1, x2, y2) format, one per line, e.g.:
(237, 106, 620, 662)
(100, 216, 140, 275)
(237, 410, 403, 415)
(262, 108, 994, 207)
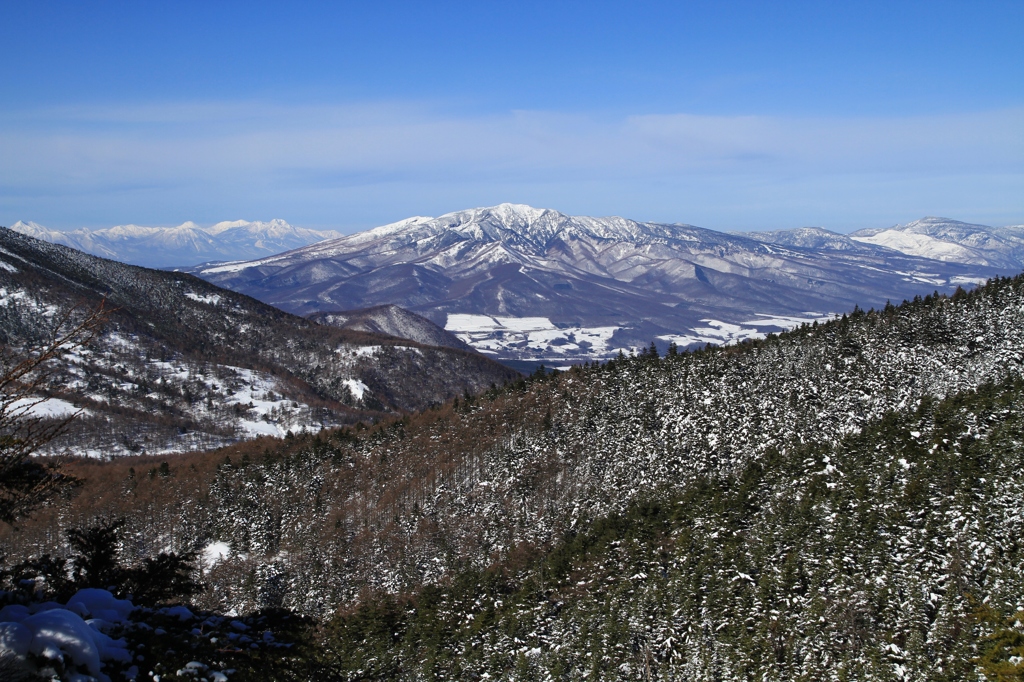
(0, 301, 110, 524)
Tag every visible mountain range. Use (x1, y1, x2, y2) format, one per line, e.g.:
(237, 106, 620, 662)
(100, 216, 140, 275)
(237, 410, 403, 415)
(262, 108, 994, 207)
(9, 219, 342, 268)
(190, 204, 1023, 362)
(4, 205, 1024, 680)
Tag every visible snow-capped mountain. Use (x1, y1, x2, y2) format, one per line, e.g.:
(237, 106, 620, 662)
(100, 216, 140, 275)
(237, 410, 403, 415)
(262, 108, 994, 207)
(848, 217, 1024, 270)
(9, 219, 342, 268)
(192, 204, 1015, 362)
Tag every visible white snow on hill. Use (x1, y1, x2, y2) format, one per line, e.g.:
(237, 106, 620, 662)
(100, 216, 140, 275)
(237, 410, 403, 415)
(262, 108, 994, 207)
(850, 217, 1024, 270)
(6, 396, 87, 419)
(853, 229, 982, 263)
(188, 204, 1022, 362)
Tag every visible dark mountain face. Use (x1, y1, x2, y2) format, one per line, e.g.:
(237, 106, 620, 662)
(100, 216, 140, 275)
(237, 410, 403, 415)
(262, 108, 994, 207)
(191, 204, 1013, 362)
(0, 227, 517, 456)
(309, 304, 472, 351)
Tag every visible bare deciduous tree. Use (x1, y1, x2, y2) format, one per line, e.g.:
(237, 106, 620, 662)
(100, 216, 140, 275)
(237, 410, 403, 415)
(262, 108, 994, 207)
(0, 302, 108, 524)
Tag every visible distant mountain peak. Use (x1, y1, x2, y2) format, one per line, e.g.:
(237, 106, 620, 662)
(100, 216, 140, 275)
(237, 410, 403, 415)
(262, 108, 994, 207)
(9, 220, 62, 241)
(10, 220, 46, 231)
(207, 219, 254, 234)
(483, 202, 557, 224)
(6, 219, 344, 268)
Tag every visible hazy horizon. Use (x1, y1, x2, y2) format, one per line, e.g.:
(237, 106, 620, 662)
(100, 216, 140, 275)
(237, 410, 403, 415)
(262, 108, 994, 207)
(8, 207, 1023, 238)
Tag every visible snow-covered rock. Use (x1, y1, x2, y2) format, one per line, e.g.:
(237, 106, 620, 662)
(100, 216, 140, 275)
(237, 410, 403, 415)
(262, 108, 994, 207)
(0, 590, 133, 682)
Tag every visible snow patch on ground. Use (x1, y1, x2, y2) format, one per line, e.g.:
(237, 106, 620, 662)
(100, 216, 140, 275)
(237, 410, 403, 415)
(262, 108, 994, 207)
(184, 292, 222, 306)
(237, 419, 285, 437)
(7, 396, 86, 419)
(342, 378, 369, 401)
(199, 254, 284, 274)
(202, 541, 232, 568)
(88, 359, 328, 445)
(217, 367, 315, 438)
(0, 287, 28, 304)
(951, 275, 989, 286)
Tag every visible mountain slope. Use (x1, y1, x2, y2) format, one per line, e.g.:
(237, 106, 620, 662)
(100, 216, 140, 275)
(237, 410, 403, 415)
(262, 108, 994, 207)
(191, 204, 1012, 361)
(321, 374, 1024, 680)
(10, 219, 342, 268)
(0, 227, 517, 456)
(742, 225, 871, 251)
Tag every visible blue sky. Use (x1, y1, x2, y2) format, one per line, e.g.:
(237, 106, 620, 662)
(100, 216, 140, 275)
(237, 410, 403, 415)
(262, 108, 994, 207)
(2, 1, 1022, 232)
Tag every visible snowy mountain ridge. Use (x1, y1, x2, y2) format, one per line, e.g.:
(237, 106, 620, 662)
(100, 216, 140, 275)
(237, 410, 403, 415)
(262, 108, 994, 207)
(193, 204, 1020, 362)
(294, 203, 702, 261)
(310, 304, 472, 351)
(9, 219, 343, 268)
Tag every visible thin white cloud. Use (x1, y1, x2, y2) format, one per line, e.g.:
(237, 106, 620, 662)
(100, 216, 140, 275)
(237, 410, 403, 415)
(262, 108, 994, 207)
(1, 101, 1021, 229)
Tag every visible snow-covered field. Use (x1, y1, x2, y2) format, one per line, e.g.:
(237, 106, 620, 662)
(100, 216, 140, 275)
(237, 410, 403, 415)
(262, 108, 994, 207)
(446, 312, 838, 362)
(445, 314, 622, 360)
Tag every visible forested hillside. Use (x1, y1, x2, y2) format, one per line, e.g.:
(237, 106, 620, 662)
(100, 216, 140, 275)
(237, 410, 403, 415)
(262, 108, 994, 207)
(3, 275, 1024, 679)
(323, 374, 1024, 680)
